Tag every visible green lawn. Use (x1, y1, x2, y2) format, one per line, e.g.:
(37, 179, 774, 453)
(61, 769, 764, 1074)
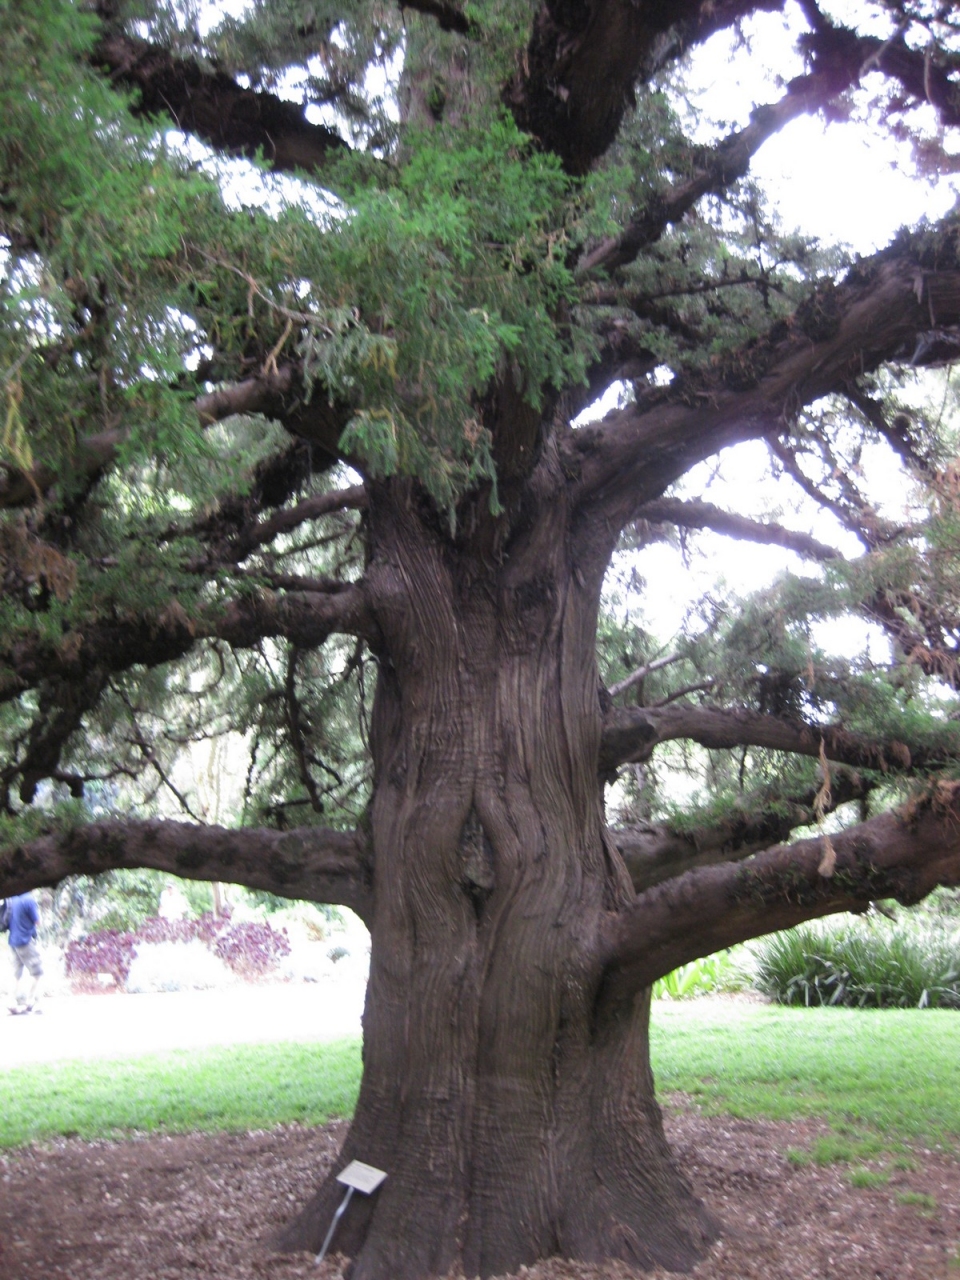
(2, 1002, 959, 1150)
(0, 1038, 361, 1148)
(651, 1000, 960, 1144)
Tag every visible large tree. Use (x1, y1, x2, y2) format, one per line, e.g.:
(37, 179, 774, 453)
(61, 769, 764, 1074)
(4, 0, 960, 1274)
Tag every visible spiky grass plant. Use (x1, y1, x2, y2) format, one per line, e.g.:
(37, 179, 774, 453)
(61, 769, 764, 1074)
(754, 915, 960, 1008)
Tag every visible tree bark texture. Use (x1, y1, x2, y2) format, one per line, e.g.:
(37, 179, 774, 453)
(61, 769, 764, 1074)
(276, 480, 717, 1276)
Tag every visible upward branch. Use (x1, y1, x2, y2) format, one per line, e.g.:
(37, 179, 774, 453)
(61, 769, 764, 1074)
(569, 245, 960, 523)
(93, 30, 348, 177)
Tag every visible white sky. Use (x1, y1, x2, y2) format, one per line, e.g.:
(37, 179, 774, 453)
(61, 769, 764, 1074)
(591, 2, 959, 659)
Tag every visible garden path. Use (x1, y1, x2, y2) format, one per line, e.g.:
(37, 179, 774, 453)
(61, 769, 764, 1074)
(0, 978, 366, 1068)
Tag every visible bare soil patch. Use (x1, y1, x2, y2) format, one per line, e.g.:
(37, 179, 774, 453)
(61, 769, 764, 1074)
(0, 1107, 957, 1280)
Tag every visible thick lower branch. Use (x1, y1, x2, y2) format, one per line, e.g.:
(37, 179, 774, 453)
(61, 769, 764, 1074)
(213, 582, 380, 649)
(614, 767, 872, 892)
(0, 819, 373, 924)
(602, 782, 960, 994)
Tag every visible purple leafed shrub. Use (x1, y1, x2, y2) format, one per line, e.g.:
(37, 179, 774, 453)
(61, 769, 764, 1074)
(66, 911, 290, 990)
(212, 920, 290, 976)
(65, 930, 138, 987)
(134, 911, 226, 946)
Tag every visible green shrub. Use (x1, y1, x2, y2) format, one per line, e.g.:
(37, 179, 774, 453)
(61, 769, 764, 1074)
(653, 948, 751, 1000)
(754, 916, 960, 1009)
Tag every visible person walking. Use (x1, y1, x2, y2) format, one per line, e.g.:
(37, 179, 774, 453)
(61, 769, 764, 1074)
(4, 892, 44, 1014)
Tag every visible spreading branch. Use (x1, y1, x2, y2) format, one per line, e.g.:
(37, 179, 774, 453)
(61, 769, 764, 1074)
(579, 77, 838, 275)
(0, 819, 373, 924)
(0, 363, 350, 514)
(633, 497, 841, 562)
(1, 582, 378, 714)
(614, 766, 873, 892)
(602, 782, 960, 993)
(569, 249, 960, 520)
(93, 30, 347, 178)
(607, 652, 682, 698)
(223, 485, 367, 563)
(599, 701, 947, 777)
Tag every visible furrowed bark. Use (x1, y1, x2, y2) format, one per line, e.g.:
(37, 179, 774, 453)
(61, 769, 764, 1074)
(275, 472, 717, 1278)
(602, 782, 960, 996)
(0, 819, 373, 923)
(598, 702, 952, 775)
(505, 0, 782, 174)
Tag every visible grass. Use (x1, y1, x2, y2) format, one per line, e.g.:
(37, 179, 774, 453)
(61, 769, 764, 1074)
(2, 1002, 960, 1153)
(650, 1000, 960, 1146)
(785, 1132, 890, 1166)
(0, 1038, 361, 1148)
(896, 1190, 939, 1216)
(847, 1167, 890, 1188)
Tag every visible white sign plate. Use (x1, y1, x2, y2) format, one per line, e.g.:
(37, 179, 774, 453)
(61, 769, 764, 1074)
(336, 1160, 387, 1194)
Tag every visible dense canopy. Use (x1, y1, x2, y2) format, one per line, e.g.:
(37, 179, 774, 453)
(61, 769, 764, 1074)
(3, 0, 960, 1276)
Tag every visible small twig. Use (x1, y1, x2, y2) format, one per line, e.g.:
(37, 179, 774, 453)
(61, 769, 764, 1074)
(609, 652, 683, 698)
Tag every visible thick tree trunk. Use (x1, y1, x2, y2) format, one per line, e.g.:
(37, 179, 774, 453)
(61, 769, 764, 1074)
(277, 482, 717, 1278)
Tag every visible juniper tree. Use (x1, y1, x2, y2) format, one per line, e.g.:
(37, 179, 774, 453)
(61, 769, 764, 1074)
(4, 0, 960, 1275)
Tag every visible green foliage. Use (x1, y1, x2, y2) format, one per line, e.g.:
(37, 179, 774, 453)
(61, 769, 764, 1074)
(652, 948, 751, 999)
(86, 869, 166, 933)
(50, 869, 214, 939)
(754, 915, 960, 1008)
(301, 113, 589, 517)
(3, 0, 960, 953)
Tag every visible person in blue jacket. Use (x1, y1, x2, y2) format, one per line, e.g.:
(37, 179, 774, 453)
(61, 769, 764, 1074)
(6, 892, 43, 1014)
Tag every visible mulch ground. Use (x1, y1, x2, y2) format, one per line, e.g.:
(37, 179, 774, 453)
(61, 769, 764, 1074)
(0, 1106, 958, 1279)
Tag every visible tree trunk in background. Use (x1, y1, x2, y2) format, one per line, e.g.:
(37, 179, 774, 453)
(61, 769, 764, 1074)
(277, 484, 717, 1278)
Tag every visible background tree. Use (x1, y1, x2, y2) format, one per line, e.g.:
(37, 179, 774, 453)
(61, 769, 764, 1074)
(3, 0, 960, 1276)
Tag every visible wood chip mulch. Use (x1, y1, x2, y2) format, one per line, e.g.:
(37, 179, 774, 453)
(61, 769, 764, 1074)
(0, 1105, 958, 1279)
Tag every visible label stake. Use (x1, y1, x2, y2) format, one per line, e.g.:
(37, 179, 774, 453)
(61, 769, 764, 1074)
(315, 1161, 387, 1266)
